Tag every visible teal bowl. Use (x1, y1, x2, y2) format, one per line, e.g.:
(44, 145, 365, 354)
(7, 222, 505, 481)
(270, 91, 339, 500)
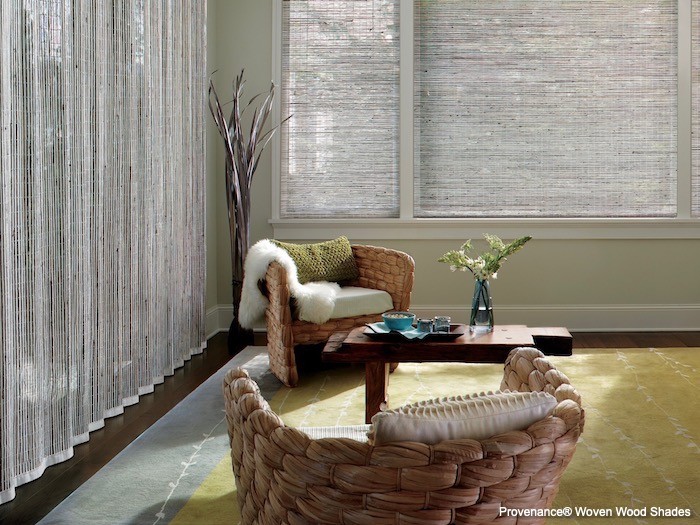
(382, 311, 416, 331)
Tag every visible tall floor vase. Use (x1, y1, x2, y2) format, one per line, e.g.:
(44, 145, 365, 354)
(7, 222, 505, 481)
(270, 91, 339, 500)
(469, 278, 494, 333)
(209, 71, 285, 352)
(226, 178, 253, 350)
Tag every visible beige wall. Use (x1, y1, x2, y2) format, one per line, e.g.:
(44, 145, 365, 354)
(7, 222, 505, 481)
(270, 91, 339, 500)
(206, 0, 275, 312)
(206, 0, 700, 331)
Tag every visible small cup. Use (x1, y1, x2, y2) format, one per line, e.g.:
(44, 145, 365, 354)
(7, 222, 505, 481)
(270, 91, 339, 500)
(417, 318, 433, 332)
(433, 316, 451, 333)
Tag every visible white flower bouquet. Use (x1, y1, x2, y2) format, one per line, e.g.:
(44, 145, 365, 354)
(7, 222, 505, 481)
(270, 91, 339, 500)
(438, 234, 532, 281)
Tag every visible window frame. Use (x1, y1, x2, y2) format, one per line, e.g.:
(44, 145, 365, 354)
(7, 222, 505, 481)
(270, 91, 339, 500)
(271, 0, 699, 240)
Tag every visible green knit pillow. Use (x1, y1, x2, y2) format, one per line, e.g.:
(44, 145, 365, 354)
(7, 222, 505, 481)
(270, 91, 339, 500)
(272, 236, 360, 284)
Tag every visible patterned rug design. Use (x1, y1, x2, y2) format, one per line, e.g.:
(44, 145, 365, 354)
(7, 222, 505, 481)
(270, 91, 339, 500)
(40, 347, 700, 524)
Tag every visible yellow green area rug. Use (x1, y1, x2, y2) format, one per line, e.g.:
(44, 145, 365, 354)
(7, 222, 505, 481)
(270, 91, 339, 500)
(40, 347, 700, 524)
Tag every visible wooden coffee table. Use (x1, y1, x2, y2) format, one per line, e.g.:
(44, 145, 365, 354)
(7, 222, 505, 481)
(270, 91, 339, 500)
(322, 324, 572, 423)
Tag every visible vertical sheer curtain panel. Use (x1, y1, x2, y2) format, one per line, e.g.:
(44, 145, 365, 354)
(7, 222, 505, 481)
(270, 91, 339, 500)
(0, 1, 206, 503)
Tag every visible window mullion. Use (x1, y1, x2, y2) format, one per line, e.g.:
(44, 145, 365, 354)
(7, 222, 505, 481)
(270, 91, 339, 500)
(399, 0, 414, 219)
(271, 0, 282, 221)
(679, 0, 692, 218)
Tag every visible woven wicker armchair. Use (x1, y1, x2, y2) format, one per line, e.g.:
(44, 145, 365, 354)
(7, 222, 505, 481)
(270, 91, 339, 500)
(223, 347, 584, 525)
(264, 244, 414, 387)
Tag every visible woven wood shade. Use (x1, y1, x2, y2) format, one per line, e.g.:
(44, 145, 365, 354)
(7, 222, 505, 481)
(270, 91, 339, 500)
(414, 0, 677, 218)
(279, 1, 684, 220)
(280, 0, 401, 218)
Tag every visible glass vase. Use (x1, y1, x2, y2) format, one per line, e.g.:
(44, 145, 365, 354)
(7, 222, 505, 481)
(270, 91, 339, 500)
(469, 278, 494, 333)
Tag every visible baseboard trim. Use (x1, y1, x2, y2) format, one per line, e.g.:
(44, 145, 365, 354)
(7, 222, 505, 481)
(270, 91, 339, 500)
(206, 305, 265, 340)
(410, 304, 700, 332)
(208, 302, 700, 335)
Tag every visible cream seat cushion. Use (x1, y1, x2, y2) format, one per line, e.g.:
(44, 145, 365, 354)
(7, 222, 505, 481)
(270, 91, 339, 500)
(329, 286, 394, 319)
(369, 390, 557, 445)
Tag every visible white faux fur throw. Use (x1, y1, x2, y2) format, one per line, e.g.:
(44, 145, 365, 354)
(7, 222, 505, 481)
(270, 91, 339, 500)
(238, 239, 341, 328)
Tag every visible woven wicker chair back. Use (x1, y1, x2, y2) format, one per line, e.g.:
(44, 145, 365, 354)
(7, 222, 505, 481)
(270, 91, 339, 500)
(264, 244, 415, 386)
(223, 347, 584, 525)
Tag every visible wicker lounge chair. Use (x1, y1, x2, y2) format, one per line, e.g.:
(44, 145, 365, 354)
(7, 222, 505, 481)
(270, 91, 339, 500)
(263, 244, 414, 387)
(223, 347, 584, 525)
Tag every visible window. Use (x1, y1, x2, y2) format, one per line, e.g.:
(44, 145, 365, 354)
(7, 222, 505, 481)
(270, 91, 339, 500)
(415, 1, 676, 218)
(274, 1, 699, 237)
(280, 0, 400, 218)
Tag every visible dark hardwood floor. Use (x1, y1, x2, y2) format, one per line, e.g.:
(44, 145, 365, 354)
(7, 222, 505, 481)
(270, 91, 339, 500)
(0, 330, 698, 524)
(570, 331, 700, 349)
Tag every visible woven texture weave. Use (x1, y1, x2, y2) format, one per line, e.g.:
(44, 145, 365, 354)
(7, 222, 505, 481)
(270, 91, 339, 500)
(263, 244, 414, 387)
(223, 347, 584, 525)
(271, 237, 359, 284)
(0, 1, 206, 503)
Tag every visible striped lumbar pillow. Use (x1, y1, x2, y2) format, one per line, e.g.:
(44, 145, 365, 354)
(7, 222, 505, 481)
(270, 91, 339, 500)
(368, 390, 557, 445)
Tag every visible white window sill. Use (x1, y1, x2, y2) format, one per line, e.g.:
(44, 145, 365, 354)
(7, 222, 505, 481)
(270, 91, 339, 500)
(270, 218, 700, 240)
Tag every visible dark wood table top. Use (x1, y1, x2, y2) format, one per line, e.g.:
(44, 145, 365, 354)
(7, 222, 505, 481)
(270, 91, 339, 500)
(322, 324, 572, 364)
